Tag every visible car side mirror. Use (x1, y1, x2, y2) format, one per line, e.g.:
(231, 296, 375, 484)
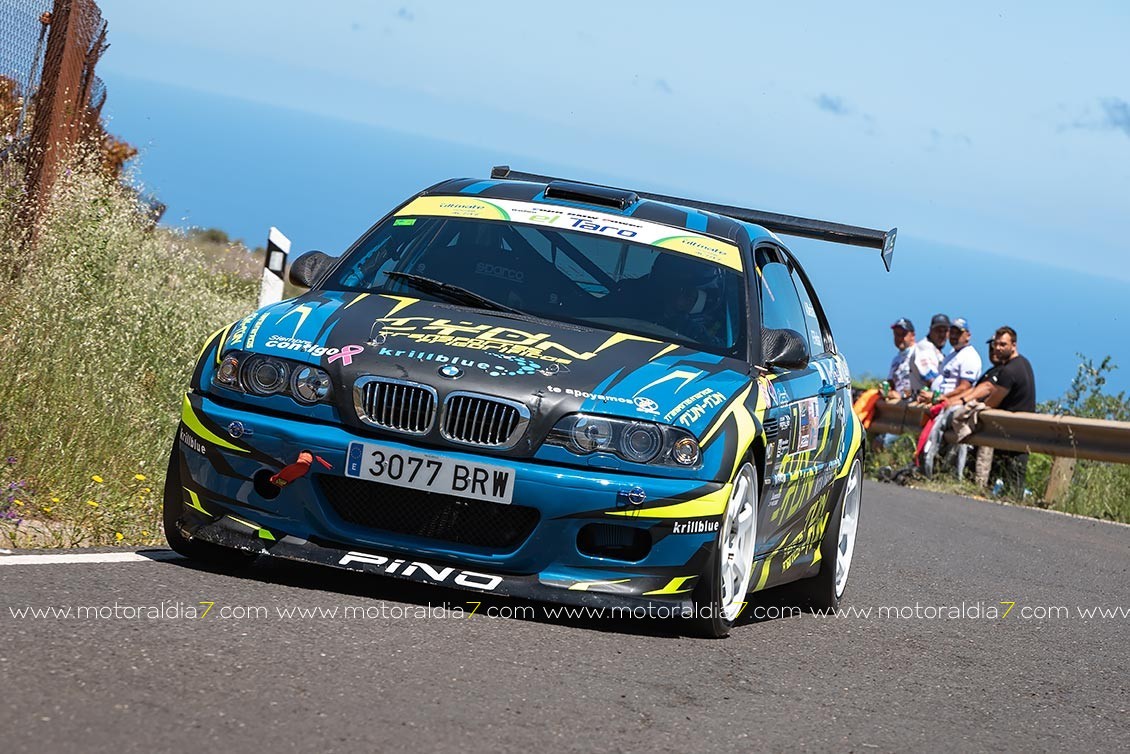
(289, 251, 332, 289)
(762, 328, 810, 370)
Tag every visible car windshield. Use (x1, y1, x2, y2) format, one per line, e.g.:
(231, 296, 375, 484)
(326, 215, 747, 357)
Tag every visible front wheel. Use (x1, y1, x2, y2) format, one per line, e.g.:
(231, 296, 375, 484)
(688, 462, 759, 638)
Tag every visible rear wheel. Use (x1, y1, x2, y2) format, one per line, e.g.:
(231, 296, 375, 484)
(163, 445, 258, 568)
(688, 462, 758, 638)
(784, 455, 863, 610)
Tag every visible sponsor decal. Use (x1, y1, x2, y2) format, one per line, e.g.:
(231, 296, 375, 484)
(633, 396, 660, 415)
(544, 385, 637, 408)
(394, 196, 743, 270)
(265, 335, 341, 357)
(474, 262, 525, 282)
(775, 386, 790, 405)
(672, 519, 721, 535)
(373, 347, 542, 377)
(179, 428, 206, 455)
(327, 344, 365, 366)
(338, 551, 502, 591)
(796, 398, 819, 453)
(226, 314, 255, 348)
(375, 316, 656, 365)
(664, 388, 727, 427)
(245, 313, 269, 350)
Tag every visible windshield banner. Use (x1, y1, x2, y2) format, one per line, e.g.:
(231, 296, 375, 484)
(394, 196, 743, 271)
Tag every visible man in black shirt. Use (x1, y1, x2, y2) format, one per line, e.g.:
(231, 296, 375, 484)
(984, 326, 1037, 495)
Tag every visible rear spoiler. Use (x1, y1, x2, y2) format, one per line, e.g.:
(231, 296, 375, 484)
(490, 165, 898, 271)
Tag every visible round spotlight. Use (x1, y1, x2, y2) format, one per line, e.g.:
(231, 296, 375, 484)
(291, 365, 331, 404)
(671, 436, 701, 466)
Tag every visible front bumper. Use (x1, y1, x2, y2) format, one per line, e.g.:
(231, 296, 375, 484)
(173, 392, 729, 607)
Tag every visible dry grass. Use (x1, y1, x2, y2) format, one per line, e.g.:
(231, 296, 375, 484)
(0, 152, 257, 547)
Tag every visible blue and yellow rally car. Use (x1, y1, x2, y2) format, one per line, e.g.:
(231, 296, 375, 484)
(165, 166, 896, 637)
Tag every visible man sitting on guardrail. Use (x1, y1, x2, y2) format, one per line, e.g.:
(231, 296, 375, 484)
(982, 326, 1036, 496)
(908, 313, 950, 402)
(885, 317, 917, 400)
(926, 317, 982, 401)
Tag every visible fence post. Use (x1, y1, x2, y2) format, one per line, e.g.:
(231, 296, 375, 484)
(974, 445, 994, 488)
(20, 0, 101, 238)
(1043, 457, 1076, 505)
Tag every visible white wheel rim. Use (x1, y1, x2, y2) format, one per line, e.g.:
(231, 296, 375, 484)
(719, 463, 758, 622)
(834, 460, 862, 598)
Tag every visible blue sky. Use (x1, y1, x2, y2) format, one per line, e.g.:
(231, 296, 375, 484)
(93, 1, 1129, 399)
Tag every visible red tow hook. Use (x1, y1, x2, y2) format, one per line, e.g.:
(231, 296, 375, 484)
(269, 452, 333, 488)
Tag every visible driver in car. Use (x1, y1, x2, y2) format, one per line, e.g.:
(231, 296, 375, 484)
(647, 253, 724, 347)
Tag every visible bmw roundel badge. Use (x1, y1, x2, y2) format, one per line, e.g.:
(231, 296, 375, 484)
(439, 364, 463, 379)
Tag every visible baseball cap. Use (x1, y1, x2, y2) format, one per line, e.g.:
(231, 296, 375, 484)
(930, 313, 951, 329)
(890, 317, 914, 332)
(951, 317, 970, 332)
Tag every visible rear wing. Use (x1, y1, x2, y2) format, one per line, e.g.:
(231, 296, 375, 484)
(490, 165, 898, 271)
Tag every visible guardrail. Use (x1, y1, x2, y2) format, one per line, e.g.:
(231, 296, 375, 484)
(867, 401, 1130, 500)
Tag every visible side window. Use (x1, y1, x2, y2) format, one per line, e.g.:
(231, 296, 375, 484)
(790, 265, 828, 356)
(758, 260, 809, 349)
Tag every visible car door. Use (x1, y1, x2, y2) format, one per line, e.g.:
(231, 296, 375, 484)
(753, 246, 826, 556)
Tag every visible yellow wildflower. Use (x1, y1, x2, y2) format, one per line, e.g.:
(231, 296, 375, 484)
(87, 500, 99, 507)
(51, 497, 60, 503)
(134, 474, 147, 481)
(13, 499, 23, 506)
(92, 475, 104, 484)
(115, 532, 124, 542)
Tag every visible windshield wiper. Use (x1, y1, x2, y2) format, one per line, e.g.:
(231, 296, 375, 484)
(384, 272, 522, 314)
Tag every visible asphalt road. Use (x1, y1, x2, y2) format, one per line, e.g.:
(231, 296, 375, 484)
(2, 484, 1127, 753)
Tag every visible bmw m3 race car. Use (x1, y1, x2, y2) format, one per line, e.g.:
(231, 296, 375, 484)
(164, 166, 896, 637)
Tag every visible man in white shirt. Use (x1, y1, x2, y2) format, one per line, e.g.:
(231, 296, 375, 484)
(886, 317, 916, 399)
(909, 313, 949, 398)
(931, 317, 983, 399)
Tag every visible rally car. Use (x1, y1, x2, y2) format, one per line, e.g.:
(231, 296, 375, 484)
(164, 166, 895, 637)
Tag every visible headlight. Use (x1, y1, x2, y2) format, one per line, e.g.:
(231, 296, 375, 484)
(547, 414, 701, 467)
(242, 356, 290, 395)
(571, 416, 613, 453)
(212, 350, 333, 405)
(291, 365, 331, 404)
(620, 422, 662, 463)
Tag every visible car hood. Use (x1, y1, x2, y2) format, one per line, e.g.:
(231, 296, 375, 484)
(226, 291, 753, 443)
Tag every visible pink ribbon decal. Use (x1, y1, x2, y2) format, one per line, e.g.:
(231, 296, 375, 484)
(328, 344, 364, 366)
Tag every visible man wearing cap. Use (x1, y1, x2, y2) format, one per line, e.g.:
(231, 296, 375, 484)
(909, 313, 950, 401)
(886, 317, 916, 400)
(930, 317, 983, 399)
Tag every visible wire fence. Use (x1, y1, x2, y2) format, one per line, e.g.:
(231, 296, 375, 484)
(0, 0, 52, 147)
(2, 0, 111, 236)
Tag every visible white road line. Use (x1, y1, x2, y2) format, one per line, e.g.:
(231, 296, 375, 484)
(0, 550, 184, 565)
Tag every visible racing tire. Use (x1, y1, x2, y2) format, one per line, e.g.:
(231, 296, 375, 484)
(162, 445, 258, 569)
(688, 462, 759, 639)
(781, 453, 863, 612)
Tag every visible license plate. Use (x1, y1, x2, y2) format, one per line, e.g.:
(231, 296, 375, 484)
(345, 442, 515, 504)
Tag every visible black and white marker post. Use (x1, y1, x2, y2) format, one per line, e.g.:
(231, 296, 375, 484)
(259, 226, 290, 308)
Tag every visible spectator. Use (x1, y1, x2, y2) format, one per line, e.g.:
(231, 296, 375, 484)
(944, 336, 1003, 408)
(931, 317, 983, 399)
(886, 317, 916, 400)
(909, 313, 950, 400)
(984, 326, 1036, 496)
